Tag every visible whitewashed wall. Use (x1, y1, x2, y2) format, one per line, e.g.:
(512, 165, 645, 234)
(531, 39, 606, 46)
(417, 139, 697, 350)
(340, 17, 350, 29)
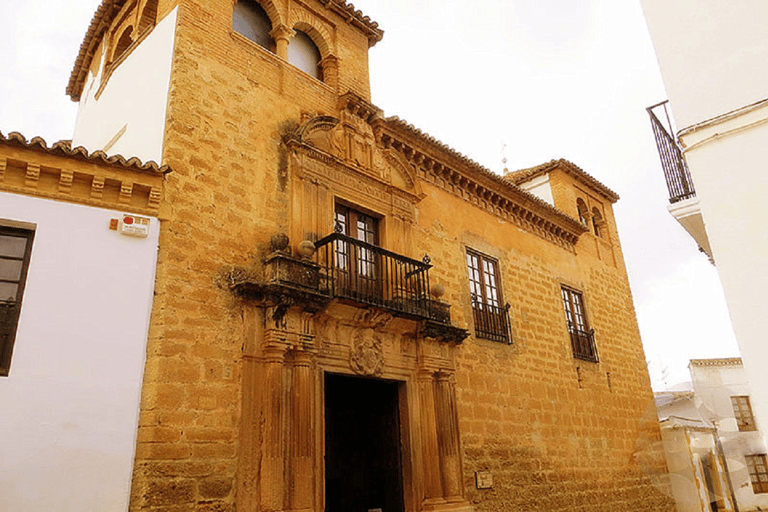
(641, 0, 768, 130)
(0, 192, 159, 512)
(641, 0, 768, 479)
(72, 8, 178, 163)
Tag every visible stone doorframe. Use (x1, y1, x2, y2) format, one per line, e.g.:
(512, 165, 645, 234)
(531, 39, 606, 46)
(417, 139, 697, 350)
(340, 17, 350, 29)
(236, 300, 474, 512)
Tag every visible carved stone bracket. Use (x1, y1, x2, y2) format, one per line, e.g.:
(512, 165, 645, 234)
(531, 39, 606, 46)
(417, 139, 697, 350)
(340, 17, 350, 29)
(422, 320, 469, 344)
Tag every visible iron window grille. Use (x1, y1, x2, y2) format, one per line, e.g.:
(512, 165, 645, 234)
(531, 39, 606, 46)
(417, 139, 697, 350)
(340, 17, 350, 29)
(1, 226, 35, 376)
(746, 454, 768, 494)
(561, 285, 598, 362)
(731, 396, 758, 432)
(466, 250, 511, 344)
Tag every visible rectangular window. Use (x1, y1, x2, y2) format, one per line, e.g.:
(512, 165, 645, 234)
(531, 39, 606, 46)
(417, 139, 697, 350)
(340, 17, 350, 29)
(1, 225, 35, 376)
(746, 454, 768, 494)
(333, 203, 381, 301)
(731, 396, 757, 432)
(466, 250, 510, 344)
(561, 285, 598, 362)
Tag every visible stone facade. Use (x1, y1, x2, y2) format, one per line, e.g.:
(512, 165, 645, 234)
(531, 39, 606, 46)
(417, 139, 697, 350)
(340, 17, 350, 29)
(66, 0, 675, 510)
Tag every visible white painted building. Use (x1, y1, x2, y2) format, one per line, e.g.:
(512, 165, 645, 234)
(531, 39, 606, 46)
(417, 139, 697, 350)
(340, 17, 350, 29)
(656, 358, 768, 512)
(641, 0, 768, 464)
(0, 133, 166, 511)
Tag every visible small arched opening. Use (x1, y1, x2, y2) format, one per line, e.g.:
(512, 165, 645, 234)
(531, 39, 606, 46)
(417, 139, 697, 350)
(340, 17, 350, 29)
(576, 198, 590, 229)
(113, 27, 134, 62)
(591, 208, 605, 238)
(233, 0, 275, 52)
(288, 29, 322, 80)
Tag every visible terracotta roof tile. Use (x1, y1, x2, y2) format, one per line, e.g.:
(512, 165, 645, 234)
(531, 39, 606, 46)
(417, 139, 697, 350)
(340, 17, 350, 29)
(505, 158, 619, 202)
(0, 131, 170, 175)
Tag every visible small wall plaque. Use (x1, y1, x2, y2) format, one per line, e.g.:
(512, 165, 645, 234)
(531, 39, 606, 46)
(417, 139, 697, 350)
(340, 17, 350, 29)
(475, 470, 493, 489)
(119, 214, 150, 238)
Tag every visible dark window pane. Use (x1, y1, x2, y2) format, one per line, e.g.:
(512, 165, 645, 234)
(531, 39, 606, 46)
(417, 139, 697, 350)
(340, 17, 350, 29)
(0, 236, 28, 258)
(0, 282, 18, 302)
(0, 259, 24, 281)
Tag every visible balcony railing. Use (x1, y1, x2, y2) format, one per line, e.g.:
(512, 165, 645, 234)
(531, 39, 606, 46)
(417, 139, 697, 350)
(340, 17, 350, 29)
(569, 327, 598, 362)
(470, 297, 511, 344)
(315, 232, 445, 320)
(646, 101, 696, 203)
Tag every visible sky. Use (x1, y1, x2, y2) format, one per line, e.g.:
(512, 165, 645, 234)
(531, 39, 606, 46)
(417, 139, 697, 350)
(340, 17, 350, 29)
(0, 0, 741, 389)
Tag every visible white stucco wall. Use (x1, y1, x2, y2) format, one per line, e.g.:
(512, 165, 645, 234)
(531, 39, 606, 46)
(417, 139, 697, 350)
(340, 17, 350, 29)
(682, 120, 768, 463)
(640, 0, 768, 129)
(641, 5, 768, 503)
(72, 8, 178, 163)
(515, 174, 555, 206)
(0, 192, 159, 512)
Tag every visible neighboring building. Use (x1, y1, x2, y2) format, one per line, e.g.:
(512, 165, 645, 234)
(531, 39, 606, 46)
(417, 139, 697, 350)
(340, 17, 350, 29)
(0, 132, 166, 511)
(1, 0, 676, 510)
(641, 1, 768, 455)
(656, 358, 768, 512)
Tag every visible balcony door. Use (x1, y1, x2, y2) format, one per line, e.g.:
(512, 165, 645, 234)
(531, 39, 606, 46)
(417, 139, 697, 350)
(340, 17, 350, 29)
(334, 204, 380, 301)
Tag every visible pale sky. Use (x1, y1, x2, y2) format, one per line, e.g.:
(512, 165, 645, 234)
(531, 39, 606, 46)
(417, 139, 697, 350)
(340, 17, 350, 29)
(0, 0, 741, 389)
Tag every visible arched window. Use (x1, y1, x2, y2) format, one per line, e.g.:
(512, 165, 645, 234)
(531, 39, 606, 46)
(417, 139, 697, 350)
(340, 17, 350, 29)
(233, 0, 274, 51)
(138, 0, 158, 33)
(591, 208, 604, 238)
(288, 30, 322, 80)
(576, 198, 589, 228)
(113, 27, 134, 62)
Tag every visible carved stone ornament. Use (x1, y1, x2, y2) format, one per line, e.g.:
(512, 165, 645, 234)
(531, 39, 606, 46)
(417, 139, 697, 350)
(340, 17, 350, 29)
(349, 328, 385, 377)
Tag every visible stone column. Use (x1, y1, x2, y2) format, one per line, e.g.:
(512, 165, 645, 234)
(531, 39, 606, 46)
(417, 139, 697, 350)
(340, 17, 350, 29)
(260, 346, 287, 511)
(418, 369, 444, 502)
(435, 371, 463, 500)
(270, 25, 294, 60)
(289, 350, 315, 510)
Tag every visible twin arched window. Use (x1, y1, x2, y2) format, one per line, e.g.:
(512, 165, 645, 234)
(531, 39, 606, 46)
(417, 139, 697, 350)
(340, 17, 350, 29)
(576, 198, 606, 239)
(233, 0, 323, 81)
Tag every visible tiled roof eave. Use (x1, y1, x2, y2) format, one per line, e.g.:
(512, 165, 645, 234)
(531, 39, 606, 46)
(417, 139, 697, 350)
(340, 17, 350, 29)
(67, 0, 125, 101)
(67, 0, 384, 100)
(507, 159, 620, 203)
(372, 117, 587, 242)
(0, 132, 170, 175)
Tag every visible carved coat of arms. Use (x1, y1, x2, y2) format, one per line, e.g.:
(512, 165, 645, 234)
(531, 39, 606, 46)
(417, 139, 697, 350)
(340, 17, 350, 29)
(349, 328, 384, 377)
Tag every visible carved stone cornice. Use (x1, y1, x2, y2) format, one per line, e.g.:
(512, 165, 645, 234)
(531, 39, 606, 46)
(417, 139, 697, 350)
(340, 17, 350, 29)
(337, 91, 384, 123)
(371, 117, 586, 249)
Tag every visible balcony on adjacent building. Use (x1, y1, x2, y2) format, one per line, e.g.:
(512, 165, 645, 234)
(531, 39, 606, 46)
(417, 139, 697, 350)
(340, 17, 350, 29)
(231, 231, 467, 343)
(647, 101, 713, 259)
(647, 101, 696, 204)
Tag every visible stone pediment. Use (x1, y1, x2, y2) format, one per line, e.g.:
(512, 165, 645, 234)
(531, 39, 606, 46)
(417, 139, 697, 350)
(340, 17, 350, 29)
(286, 112, 424, 201)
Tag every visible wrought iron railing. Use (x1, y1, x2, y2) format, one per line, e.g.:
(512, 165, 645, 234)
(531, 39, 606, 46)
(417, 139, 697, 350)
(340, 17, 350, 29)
(647, 101, 696, 203)
(315, 232, 440, 320)
(569, 327, 598, 362)
(471, 297, 511, 344)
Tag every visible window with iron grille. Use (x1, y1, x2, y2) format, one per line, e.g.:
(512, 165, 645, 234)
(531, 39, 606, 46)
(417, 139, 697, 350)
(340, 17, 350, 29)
(731, 396, 758, 432)
(560, 285, 597, 362)
(746, 454, 768, 494)
(466, 250, 510, 344)
(1, 225, 35, 376)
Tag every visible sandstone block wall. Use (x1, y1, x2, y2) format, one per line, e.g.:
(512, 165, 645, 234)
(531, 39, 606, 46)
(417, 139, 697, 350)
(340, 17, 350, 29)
(109, 0, 677, 510)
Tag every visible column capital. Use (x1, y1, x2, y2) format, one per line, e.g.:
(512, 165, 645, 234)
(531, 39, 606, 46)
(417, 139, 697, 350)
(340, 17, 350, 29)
(270, 24, 295, 41)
